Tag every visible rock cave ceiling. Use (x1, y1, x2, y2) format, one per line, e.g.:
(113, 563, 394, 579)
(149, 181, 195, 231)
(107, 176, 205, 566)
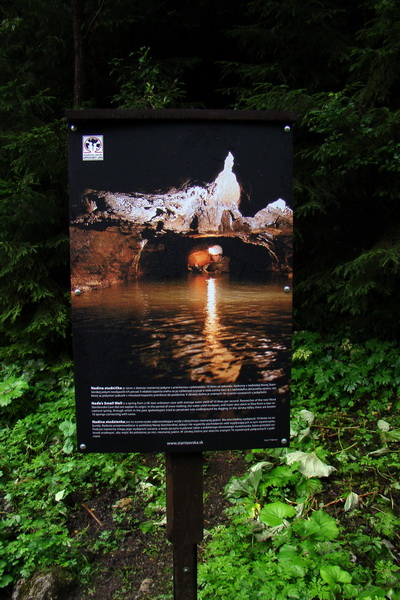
(74, 152, 292, 235)
(70, 152, 292, 289)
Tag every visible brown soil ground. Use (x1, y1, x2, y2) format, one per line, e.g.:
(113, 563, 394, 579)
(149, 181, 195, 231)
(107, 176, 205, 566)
(62, 451, 248, 600)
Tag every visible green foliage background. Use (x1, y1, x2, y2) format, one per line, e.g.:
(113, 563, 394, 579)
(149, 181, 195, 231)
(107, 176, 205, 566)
(1, 334, 399, 597)
(0, 0, 399, 356)
(1, 1, 400, 596)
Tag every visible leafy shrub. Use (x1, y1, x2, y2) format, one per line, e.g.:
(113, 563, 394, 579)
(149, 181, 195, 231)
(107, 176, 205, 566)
(199, 333, 400, 599)
(0, 361, 146, 587)
(291, 332, 400, 414)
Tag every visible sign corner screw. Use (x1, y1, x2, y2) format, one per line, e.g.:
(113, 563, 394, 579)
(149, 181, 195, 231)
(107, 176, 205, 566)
(70, 124, 78, 132)
(79, 444, 87, 451)
(284, 125, 291, 133)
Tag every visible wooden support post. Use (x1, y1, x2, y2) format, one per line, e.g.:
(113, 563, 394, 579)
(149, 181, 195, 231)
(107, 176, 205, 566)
(166, 452, 203, 600)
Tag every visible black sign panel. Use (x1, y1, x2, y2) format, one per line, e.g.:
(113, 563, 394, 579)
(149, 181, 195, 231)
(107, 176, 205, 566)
(67, 109, 294, 453)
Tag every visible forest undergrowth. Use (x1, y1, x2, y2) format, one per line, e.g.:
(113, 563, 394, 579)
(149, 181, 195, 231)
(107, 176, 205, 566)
(0, 331, 399, 599)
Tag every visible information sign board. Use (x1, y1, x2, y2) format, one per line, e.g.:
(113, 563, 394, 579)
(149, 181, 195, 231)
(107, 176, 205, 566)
(67, 109, 294, 453)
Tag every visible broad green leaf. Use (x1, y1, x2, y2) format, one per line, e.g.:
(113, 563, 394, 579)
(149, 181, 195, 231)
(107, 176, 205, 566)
(310, 510, 339, 540)
(226, 461, 273, 497)
(295, 477, 323, 502)
(344, 491, 359, 512)
(320, 565, 352, 584)
(278, 544, 306, 577)
(299, 539, 317, 556)
(59, 420, 76, 437)
(293, 510, 339, 541)
(286, 451, 336, 478)
(343, 583, 358, 597)
(278, 544, 298, 565)
(263, 465, 295, 488)
(259, 501, 296, 527)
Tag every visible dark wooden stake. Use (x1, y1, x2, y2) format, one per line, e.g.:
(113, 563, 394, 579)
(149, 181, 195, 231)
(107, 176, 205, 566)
(166, 452, 203, 600)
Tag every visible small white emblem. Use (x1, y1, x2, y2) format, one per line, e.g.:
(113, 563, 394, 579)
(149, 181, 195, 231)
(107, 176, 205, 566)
(82, 135, 104, 161)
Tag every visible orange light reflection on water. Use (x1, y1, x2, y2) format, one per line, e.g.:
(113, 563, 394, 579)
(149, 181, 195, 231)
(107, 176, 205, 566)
(71, 276, 291, 385)
(191, 277, 241, 383)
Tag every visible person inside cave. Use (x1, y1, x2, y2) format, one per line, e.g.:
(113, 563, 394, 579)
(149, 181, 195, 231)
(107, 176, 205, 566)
(187, 244, 230, 274)
(205, 245, 230, 273)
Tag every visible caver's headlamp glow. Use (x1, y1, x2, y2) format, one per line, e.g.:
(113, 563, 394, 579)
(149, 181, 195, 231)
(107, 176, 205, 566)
(209, 245, 223, 256)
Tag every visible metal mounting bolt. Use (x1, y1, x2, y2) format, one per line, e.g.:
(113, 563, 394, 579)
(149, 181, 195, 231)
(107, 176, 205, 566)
(74, 289, 82, 296)
(284, 125, 291, 133)
(183, 567, 190, 573)
(283, 286, 291, 293)
(281, 438, 288, 445)
(79, 444, 87, 451)
(70, 124, 78, 132)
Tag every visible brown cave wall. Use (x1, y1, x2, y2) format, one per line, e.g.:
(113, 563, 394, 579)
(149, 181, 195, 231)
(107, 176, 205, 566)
(70, 226, 292, 291)
(70, 226, 145, 291)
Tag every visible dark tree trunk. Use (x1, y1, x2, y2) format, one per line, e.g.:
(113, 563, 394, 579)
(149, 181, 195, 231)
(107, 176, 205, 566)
(71, 0, 86, 107)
